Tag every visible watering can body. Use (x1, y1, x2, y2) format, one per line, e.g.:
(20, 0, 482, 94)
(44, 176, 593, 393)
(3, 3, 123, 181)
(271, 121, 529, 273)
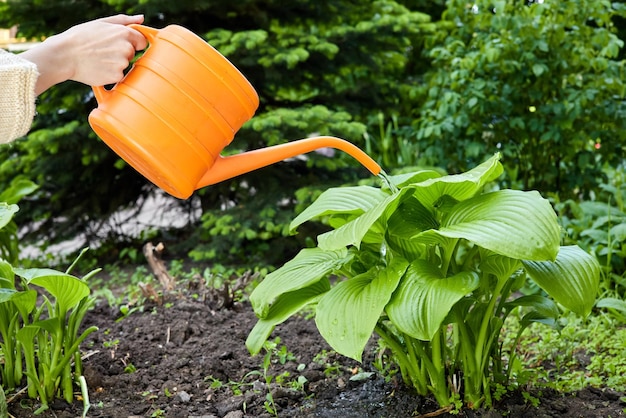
(88, 25, 379, 199)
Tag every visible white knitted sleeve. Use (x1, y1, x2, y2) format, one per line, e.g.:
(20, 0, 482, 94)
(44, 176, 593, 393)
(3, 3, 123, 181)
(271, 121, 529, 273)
(0, 49, 38, 144)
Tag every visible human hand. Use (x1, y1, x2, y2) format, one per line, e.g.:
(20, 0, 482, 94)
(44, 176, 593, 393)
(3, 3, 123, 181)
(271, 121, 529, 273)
(20, 14, 148, 94)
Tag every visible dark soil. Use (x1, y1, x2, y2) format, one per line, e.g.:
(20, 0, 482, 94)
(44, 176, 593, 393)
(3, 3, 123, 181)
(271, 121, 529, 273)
(5, 278, 626, 418)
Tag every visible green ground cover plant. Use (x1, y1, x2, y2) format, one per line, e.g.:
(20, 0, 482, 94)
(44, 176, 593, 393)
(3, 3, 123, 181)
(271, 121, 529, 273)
(246, 153, 600, 410)
(514, 312, 626, 392)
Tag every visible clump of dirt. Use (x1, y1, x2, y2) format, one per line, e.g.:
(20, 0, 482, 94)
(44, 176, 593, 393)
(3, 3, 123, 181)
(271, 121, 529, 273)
(5, 278, 626, 418)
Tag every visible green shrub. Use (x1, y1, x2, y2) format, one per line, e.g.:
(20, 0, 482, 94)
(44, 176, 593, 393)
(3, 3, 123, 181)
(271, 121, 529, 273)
(416, 0, 626, 197)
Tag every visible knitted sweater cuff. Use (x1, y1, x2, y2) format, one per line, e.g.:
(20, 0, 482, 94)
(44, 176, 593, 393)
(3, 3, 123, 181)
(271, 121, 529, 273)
(0, 49, 38, 143)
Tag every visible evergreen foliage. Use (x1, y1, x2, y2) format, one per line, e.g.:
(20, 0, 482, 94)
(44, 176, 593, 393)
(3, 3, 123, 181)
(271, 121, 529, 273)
(0, 0, 434, 263)
(0, 0, 624, 265)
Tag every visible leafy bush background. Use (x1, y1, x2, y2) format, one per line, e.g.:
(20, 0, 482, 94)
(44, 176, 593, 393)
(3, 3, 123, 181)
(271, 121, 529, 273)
(0, 0, 625, 268)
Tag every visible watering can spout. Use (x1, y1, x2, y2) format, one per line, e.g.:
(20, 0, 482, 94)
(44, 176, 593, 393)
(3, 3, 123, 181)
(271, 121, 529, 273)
(197, 136, 381, 189)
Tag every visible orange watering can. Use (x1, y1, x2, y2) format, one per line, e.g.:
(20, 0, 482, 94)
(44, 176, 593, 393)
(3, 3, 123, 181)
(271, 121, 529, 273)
(88, 24, 380, 199)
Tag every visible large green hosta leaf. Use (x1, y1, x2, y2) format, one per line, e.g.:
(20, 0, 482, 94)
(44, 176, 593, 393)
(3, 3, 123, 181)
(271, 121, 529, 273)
(246, 278, 330, 355)
(0, 288, 16, 304)
(249, 248, 351, 318)
(315, 258, 409, 361)
(0, 259, 14, 288)
(596, 297, 626, 315)
(314, 154, 503, 252)
(317, 188, 414, 251)
(479, 253, 522, 281)
(290, 186, 388, 232)
(410, 152, 503, 208)
(385, 169, 443, 189)
(416, 190, 560, 261)
(387, 259, 480, 341)
(522, 245, 600, 316)
(0, 289, 37, 321)
(387, 196, 438, 238)
(15, 268, 89, 318)
(503, 295, 561, 328)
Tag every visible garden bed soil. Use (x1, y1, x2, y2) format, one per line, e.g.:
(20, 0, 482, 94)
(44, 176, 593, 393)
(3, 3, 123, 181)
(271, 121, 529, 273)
(6, 277, 626, 418)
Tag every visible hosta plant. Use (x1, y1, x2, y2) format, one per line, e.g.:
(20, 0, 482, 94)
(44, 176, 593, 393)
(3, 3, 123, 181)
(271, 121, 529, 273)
(0, 202, 98, 414)
(246, 153, 600, 409)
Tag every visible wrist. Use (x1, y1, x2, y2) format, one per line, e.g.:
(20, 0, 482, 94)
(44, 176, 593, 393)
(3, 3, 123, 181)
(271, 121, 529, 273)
(19, 33, 76, 94)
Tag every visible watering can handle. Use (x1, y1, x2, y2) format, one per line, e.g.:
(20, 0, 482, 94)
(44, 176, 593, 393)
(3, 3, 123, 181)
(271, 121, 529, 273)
(92, 25, 159, 104)
(197, 136, 381, 189)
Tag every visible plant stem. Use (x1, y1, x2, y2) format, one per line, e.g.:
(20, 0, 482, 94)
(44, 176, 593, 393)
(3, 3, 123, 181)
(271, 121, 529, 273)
(453, 308, 480, 404)
(432, 329, 449, 403)
(375, 324, 426, 395)
(79, 375, 90, 418)
(405, 333, 428, 395)
(411, 329, 450, 407)
(50, 326, 98, 379)
(475, 277, 507, 374)
(0, 384, 7, 418)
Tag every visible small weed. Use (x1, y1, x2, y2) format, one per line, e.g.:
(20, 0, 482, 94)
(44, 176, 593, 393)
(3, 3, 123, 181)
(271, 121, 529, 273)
(313, 350, 343, 377)
(264, 337, 296, 365)
(124, 363, 137, 374)
(492, 383, 516, 402)
(206, 376, 249, 396)
(264, 393, 277, 416)
(372, 340, 399, 383)
(150, 409, 166, 418)
(141, 390, 158, 401)
(230, 382, 245, 396)
(522, 391, 540, 408)
(117, 304, 143, 322)
(236, 338, 302, 417)
(102, 338, 120, 349)
(119, 247, 141, 264)
(204, 375, 224, 390)
(448, 392, 463, 414)
(289, 374, 309, 392)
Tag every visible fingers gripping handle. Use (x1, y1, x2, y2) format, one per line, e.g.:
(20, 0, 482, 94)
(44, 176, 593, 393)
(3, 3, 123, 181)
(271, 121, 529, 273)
(92, 24, 157, 103)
